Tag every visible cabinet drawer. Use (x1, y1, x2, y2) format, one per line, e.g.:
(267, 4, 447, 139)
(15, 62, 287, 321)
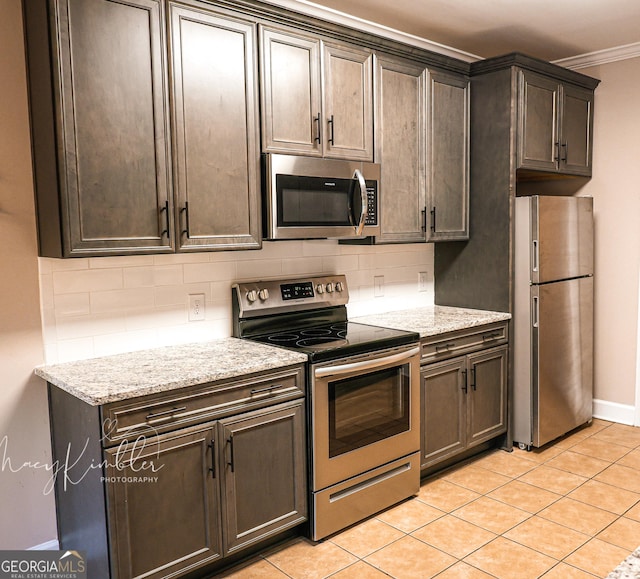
(101, 365, 305, 445)
(421, 322, 508, 363)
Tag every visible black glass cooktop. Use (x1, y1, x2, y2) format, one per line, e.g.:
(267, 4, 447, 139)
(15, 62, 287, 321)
(251, 321, 419, 363)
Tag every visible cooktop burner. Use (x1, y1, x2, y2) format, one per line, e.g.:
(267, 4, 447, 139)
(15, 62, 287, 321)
(251, 321, 419, 362)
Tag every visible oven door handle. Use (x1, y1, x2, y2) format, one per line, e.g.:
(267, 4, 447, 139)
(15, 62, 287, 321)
(314, 346, 420, 379)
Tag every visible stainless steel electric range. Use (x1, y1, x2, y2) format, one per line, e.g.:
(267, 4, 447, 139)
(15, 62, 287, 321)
(232, 274, 421, 540)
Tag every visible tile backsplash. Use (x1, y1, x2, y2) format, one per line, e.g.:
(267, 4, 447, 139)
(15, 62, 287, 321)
(39, 240, 434, 363)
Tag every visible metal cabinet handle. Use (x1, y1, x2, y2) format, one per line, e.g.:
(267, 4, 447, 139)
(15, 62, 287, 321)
(208, 438, 216, 479)
(430, 207, 436, 233)
(181, 202, 190, 237)
(421, 207, 427, 233)
(160, 200, 170, 240)
(435, 343, 456, 353)
(328, 114, 335, 145)
(314, 114, 321, 144)
(470, 367, 477, 391)
(554, 141, 560, 163)
(561, 142, 568, 162)
(482, 332, 502, 341)
(461, 369, 468, 394)
(227, 435, 235, 473)
(145, 406, 187, 420)
(250, 384, 282, 396)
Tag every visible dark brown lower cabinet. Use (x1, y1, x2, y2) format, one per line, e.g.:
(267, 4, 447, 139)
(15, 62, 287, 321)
(104, 400, 306, 578)
(220, 402, 307, 555)
(421, 345, 508, 470)
(105, 425, 223, 578)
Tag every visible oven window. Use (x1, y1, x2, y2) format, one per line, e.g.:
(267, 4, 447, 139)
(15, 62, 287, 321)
(329, 365, 410, 458)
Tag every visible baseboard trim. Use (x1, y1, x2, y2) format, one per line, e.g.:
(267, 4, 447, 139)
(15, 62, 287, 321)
(28, 539, 59, 551)
(593, 399, 636, 425)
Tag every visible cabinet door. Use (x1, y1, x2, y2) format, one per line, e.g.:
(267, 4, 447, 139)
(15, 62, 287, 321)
(467, 345, 508, 447)
(219, 400, 307, 555)
(322, 42, 374, 161)
(560, 84, 594, 176)
(54, 0, 173, 255)
(517, 70, 560, 173)
(260, 26, 322, 156)
(420, 358, 467, 469)
(426, 71, 470, 241)
(169, 3, 261, 251)
(104, 424, 222, 579)
(375, 55, 427, 243)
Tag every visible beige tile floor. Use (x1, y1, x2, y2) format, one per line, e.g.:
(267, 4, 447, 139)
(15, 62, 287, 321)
(221, 420, 640, 579)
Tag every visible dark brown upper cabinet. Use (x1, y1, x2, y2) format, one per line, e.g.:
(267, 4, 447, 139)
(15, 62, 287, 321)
(169, 2, 261, 252)
(260, 25, 374, 161)
(426, 70, 470, 241)
(518, 69, 595, 177)
(23, 0, 261, 257)
(373, 54, 427, 243)
(24, 0, 174, 257)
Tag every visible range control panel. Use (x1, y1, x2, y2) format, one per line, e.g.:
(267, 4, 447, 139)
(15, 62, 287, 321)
(233, 275, 349, 318)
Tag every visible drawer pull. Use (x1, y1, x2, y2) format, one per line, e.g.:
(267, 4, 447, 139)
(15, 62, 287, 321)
(435, 343, 456, 353)
(250, 384, 282, 396)
(482, 332, 502, 341)
(145, 406, 187, 420)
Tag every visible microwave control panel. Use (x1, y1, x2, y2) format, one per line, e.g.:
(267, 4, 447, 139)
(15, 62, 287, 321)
(365, 182, 378, 225)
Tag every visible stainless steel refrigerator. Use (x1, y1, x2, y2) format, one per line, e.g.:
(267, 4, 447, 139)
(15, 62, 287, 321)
(513, 195, 594, 449)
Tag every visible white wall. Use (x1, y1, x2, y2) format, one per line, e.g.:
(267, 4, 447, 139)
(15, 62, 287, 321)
(40, 242, 434, 363)
(0, 0, 57, 549)
(579, 58, 640, 414)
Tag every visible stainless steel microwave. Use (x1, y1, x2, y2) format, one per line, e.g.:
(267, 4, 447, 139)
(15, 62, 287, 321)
(263, 153, 381, 240)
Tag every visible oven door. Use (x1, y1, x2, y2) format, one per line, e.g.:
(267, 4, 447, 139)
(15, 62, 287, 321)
(311, 344, 420, 491)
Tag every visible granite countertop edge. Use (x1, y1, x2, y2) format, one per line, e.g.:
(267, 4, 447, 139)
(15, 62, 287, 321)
(35, 337, 308, 406)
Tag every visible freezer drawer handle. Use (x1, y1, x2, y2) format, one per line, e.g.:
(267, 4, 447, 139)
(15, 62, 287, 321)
(532, 296, 539, 328)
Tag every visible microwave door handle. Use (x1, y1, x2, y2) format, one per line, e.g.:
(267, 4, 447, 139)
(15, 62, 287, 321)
(352, 169, 368, 236)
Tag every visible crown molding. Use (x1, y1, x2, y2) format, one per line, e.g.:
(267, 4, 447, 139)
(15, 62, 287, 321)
(553, 42, 640, 70)
(262, 0, 481, 63)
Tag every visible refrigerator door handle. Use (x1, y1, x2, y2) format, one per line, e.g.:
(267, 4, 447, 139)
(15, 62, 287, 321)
(532, 239, 539, 273)
(532, 296, 539, 328)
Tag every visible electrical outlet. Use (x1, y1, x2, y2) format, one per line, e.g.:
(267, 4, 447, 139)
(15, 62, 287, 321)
(374, 275, 384, 298)
(418, 271, 429, 292)
(188, 294, 206, 321)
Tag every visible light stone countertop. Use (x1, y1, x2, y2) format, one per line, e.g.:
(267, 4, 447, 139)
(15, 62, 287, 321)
(35, 338, 307, 406)
(353, 305, 511, 338)
(36, 306, 510, 406)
